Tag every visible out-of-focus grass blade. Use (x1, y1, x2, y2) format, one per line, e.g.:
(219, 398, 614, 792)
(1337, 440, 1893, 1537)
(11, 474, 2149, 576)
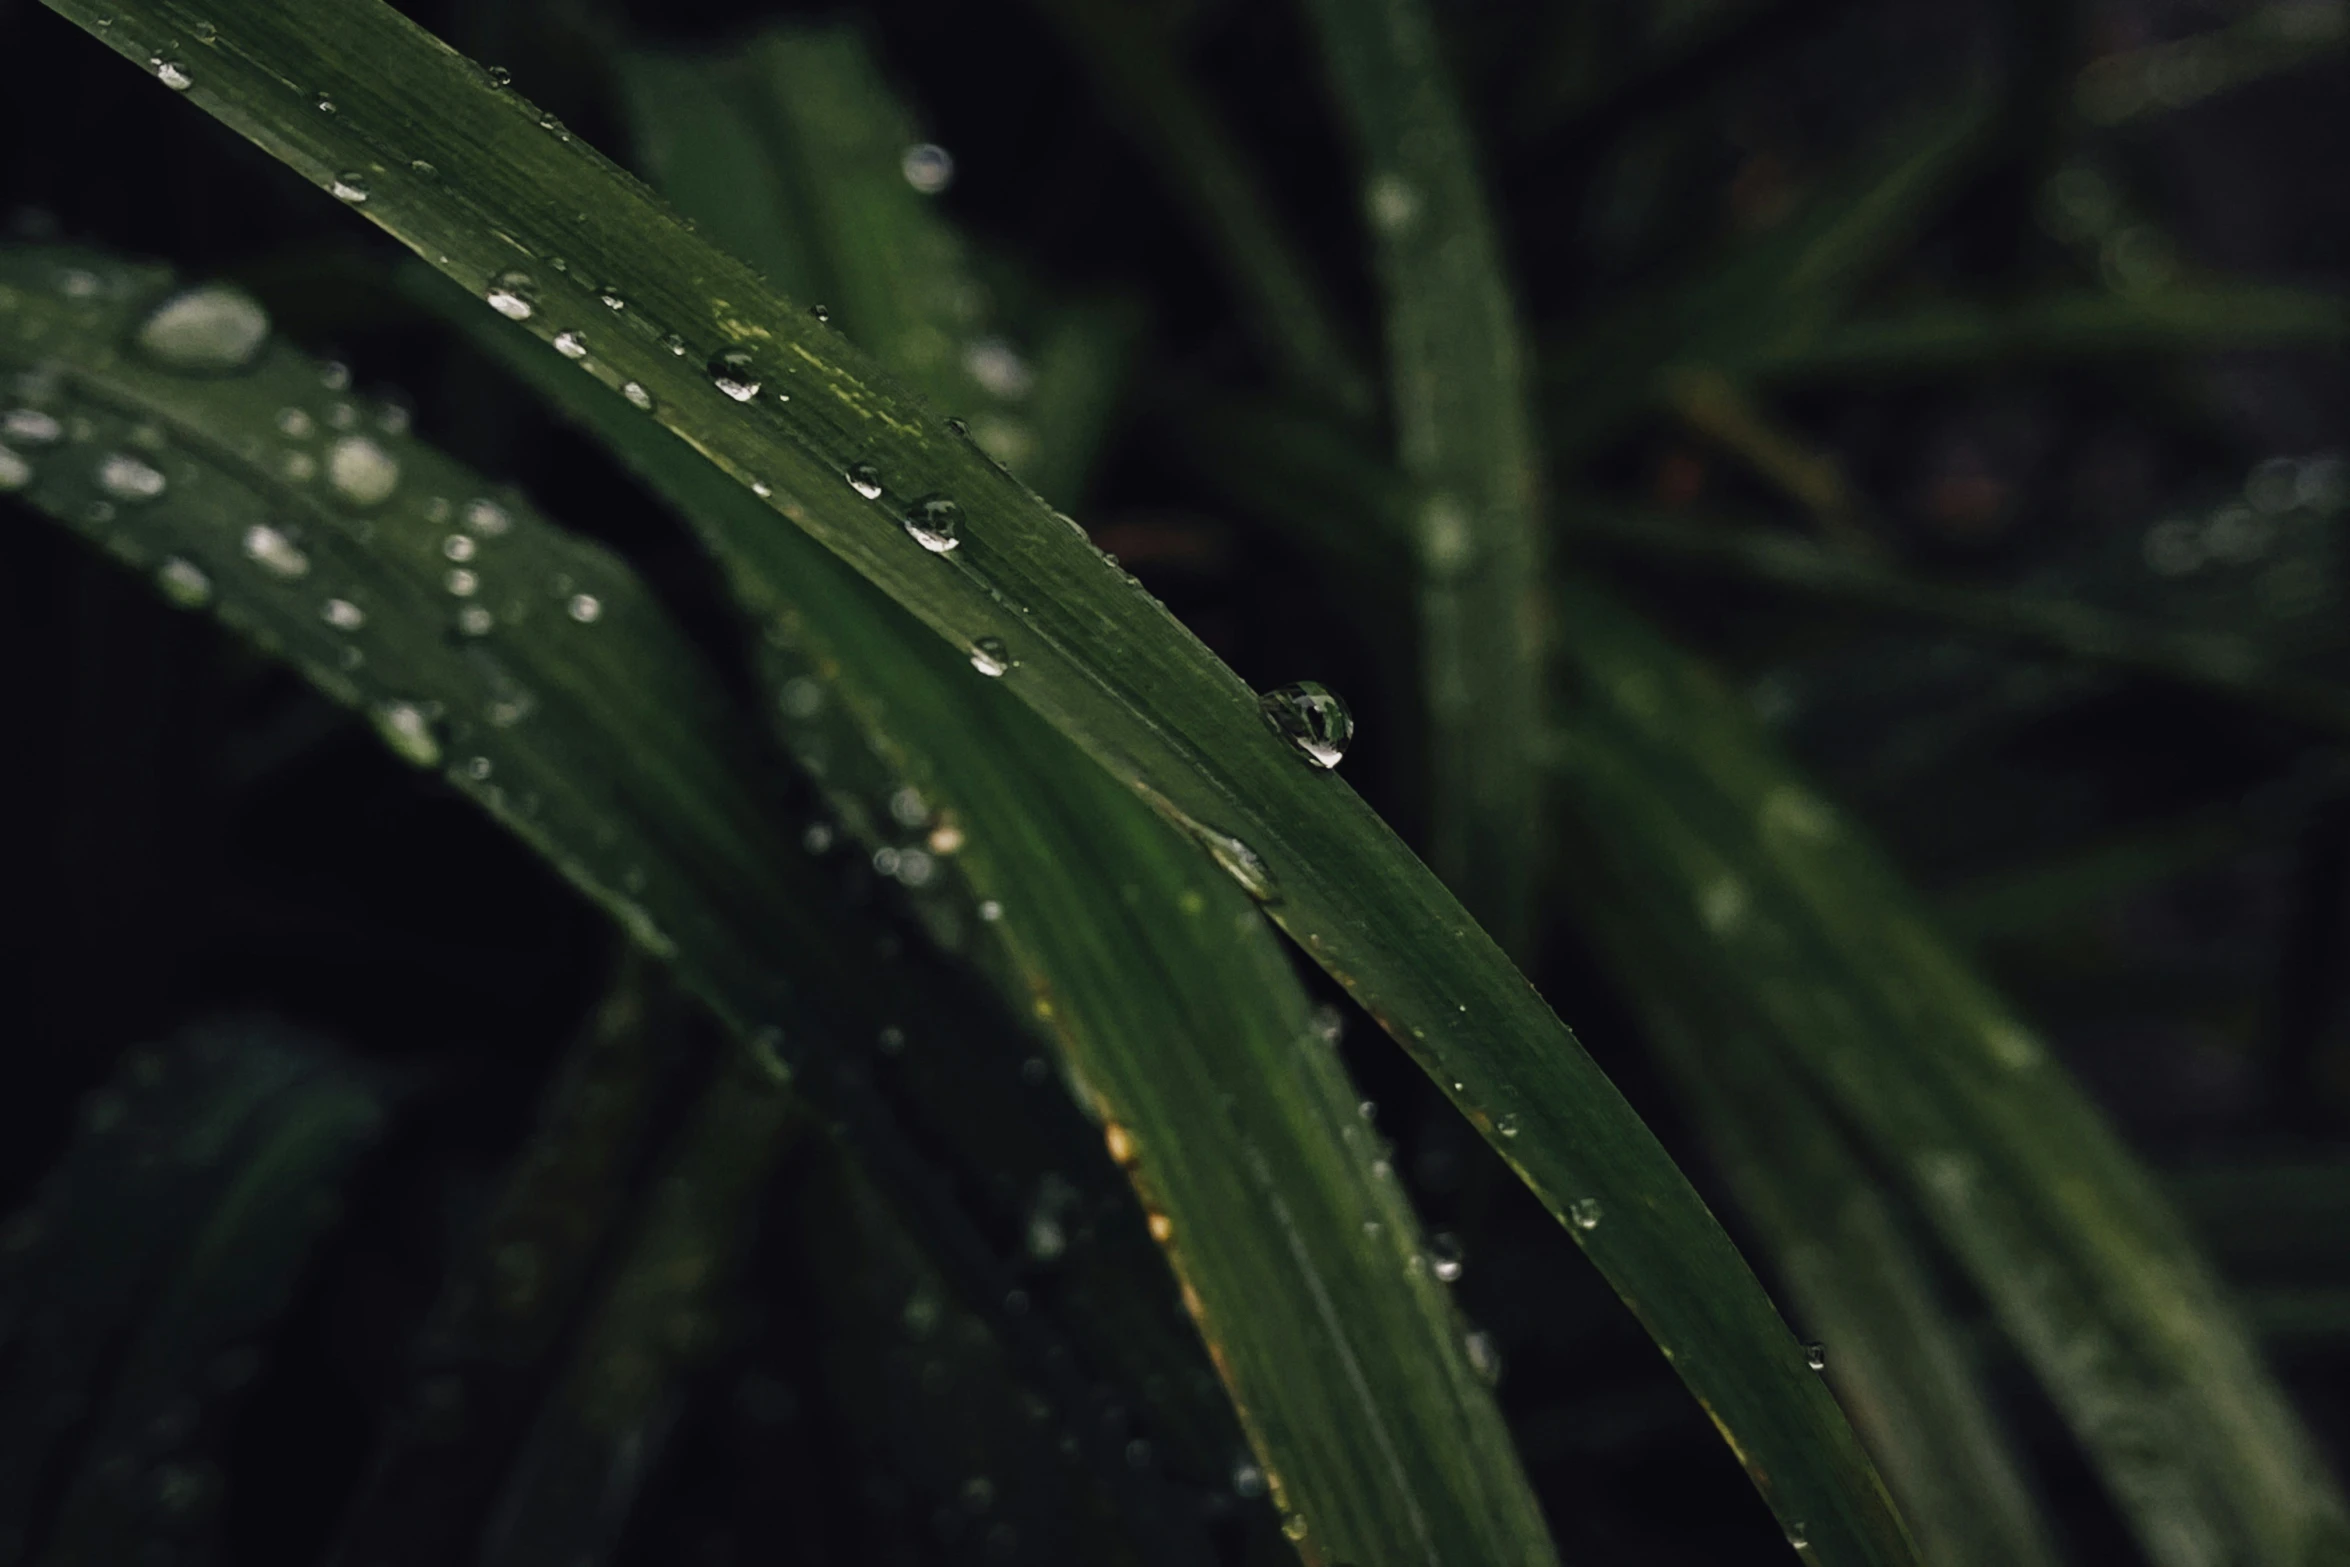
(1016, 0, 1372, 417)
(49, 10, 1920, 1553)
(465, 32, 1560, 1547)
(329, 952, 685, 1565)
(1297, 0, 1547, 959)
(0, 1017, 387, 1567)
(1546, 576, 2350, 1567)
(482, 1044, 796, 1567)
(2077, 6, 2350, 126)
(0, 246, 1221, 1559)
(1741, 287, 2349, 382)
(1561, 768, 2067, 1567)
(1566, 500, 2350, 737)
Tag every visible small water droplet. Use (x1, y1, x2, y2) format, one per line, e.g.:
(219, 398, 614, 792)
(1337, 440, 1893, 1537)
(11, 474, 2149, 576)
(750, 479, 772, 497)
(901, 142, 955, 194)
(553, 329, 587, 359)
(371, 700, 441, 766)
(1428, 1232, 1465, 1283)
(409, 158, 438, 180)
(1787, 1522, 1810, 1552)
(567, 593, 602, 623)
(1465, 1329, 1503, 1386)
(1497, 1112, 1520, 1138)
(443, 533, 476, 561)
(1569, 1197, 1603, 1231)
(846, 462, 884, 500)
(463, 497, 511, 535)
(1231, 1458, 1266, 1499)
(95, 451, 166, 503)
(4, 408, 64, 446)
(1259, 681, 1353, 769)
(1281, 1515, 1309, 1542)
(708, 348, 761, 401)
(484, 64, 512, 88)
(330, 172, 368, 203)
(904, 494, 962, 553)
(969, 636, 1010, 676)
(599, 291, 625, 311)
(456, 604, 494, 636)
(326, 435, 399, 505)
(621, 381, 653, 411)
(275, 406, 313, 439)
(1804, 1342, 1827, 1372)
(808, 304, 831, 325)
(242, 524, 310, 579)
(962, 337, 1033, 400)
(0, 445, 30, 492)
(977, 899, 1003, 922)
(313, 92, 335, 113)
(660, 332, 686, 356)
(135, 281, 270, 372)
(321, 597, 365, 630)
(156, 557, 211, 607)
(536, 111, 569, 139)
(153, 56, 193, 89)
(484, 270, 536, 321)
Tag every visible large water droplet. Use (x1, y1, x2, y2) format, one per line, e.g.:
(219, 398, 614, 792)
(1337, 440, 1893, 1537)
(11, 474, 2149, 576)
(134, 282, 270, 372)
(969, 636, 1009, 677)
(708, 349, 761, 402)
(567, 593, 602, 623)
(153, 57, 193, 90)
(95, 452, 166, 503)
(241, 523, 310, 579)
(1568, 1197, 1603, 1231)
(484, 270, 536, 321)
(1259, 681, 1353, 769)
(372, 700, 441, 766)
(443, 533, 476, 561)
(846, 462, 883, 501)
(901, 142, 954, 194)
(904, 494, 961, 553)
(3, 408, 63, 446)
(621, 381, 653, 411)
(1427, 1232, 1465, 1283)
(445, 568, 479, 597)
(553, 329, 587, 359)
(156, 557, 211, 607)
(0, 444, 31, 492)
(326, 435, 399, 506)
(330, 172, 368, 203)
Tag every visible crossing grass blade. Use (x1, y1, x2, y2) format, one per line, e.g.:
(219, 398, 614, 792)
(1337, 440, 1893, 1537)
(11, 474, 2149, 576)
(1295, 0, 1548, 957)
(39, 6, 1924, 1556)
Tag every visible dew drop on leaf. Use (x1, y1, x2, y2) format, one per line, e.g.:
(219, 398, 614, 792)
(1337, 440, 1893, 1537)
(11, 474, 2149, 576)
(484, 270, 536, 321)
(152, 56, 192, 90)
(442, 534, 476, 562)
(134, 282, 270, 372)
(1259, 681, 1354, 769)
(904, 493, 961, 553)
(371, 700, 441, 767)
(567, 593, 602, 623)
(1569, 1197, 1602, 1231)
(462, 497, 511, 536)
(0, 444, 31, 492)
(1804, 1341, 1827, 1372)
(553, 330, 587, 359)
(1465, 1329, 1503, 1386)
(901, 142, 954, 194)
(241, 523, 310, 579)
(95, 452, 166, 503)
(808, 304, 831, 324)
(846, 462, 883, 501)
(707, 348, 761, 402)
(156, 557, 211, 607)
(4, 408, 63, 447)
(1428, 1232, 1465, 1283)
(445, 568, 479, 597)
(456, 604, 494, 636)
(313, 92, 334, 113)
(326, 435, 399, 506)
(969, 636, 1009, 677)
(329, 172, 368, 203)
(621, 381, 653, 411)
(409, 159, 438, 181)
(321, 597, 365, 631)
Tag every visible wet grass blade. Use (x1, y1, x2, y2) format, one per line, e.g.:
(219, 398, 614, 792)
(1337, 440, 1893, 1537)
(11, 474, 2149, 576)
(39, 9, 1915, 1555)
(1546, 577, 2350, 1566)
(1296, 0, 1548, 957)
(443, 30, 1559, 1540)
(0, 1018, 388, 1567)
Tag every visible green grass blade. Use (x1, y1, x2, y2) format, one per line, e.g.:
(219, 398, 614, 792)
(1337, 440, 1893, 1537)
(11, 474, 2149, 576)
(1296, 0, 1547, 957)
(39, 9, 1916, 1554)
(1018, 0, 1373, 417)
(1547, 577, 2350, 1567)
(1562, 767, 2067, 1567)
(421, 162, 1556, 1567)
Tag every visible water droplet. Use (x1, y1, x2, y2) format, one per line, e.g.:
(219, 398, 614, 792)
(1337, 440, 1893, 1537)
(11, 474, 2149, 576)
(95, 451, 166, 503)
(445, 568, 478, 597)
(962, 337, 1032, 400)
(330, 172, 368, 203)
(1281, 1515, 1309, 1542)
(1367, 173, 1421, 232)
(751, 479, 772, 497)
(567, 593, 602, 623)
(901, 142, 954, 194)
(326, 435, 399, 505)
(0, 445, 30, 492)
(537, 111, 569, 139)
(846, 462, 884, 500)
(808, 304, 831, 325)
(156, 557, 211, 607)
(660, 332, 686, 356)
(1804, 1341, 1827, 1372)
(135, 281, 270, 372)
(1427, 1232, 1465, 1283)
(1231, 1458, 1267, 1499)
(553, 329, 587, 359)
(1496, 1112, 1520, 1138)
(1569, 1197, 1602, 1231)
(484, 270, 536, 321)
(242, 524, 310, 579)
(313, 91, 335, 113)
(456, 604, 494, 636)
(708, 348, 761, 401)
(153, 56, 193, 89)
(1465, 1329, 1503, 1386)
(463, 497, 511, 535)
(409, 159, 438, 180)
(371, 700, 441, 766)
(484, 64, 512, 88)
(599, 291, 625, 312)
(4, 408, 63, 446)
(977, 899, 1003, 922)
(1259, 681, 1353, 769)
(904, 494, 962, 553)
(321, 597, 365, 630)
(969, 636, 1010, 676)
(443, 533, 476, 561)
(1786, 1522, 1810, 1552)
(275, 406, 314, 439)
(621, 381, 653, 411)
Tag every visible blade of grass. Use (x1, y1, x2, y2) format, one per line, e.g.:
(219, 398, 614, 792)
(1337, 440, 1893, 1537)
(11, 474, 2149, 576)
(1546, 575, 2350, 1567)
(1296, 0, 1548, 958)
(0, 247, 1221, 1563)
(1015, 0, 1373, 417)
(442, 32, 1562, 1539)
(43, 10, 1918, 1553)
(2076, 6, 2350, 127)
